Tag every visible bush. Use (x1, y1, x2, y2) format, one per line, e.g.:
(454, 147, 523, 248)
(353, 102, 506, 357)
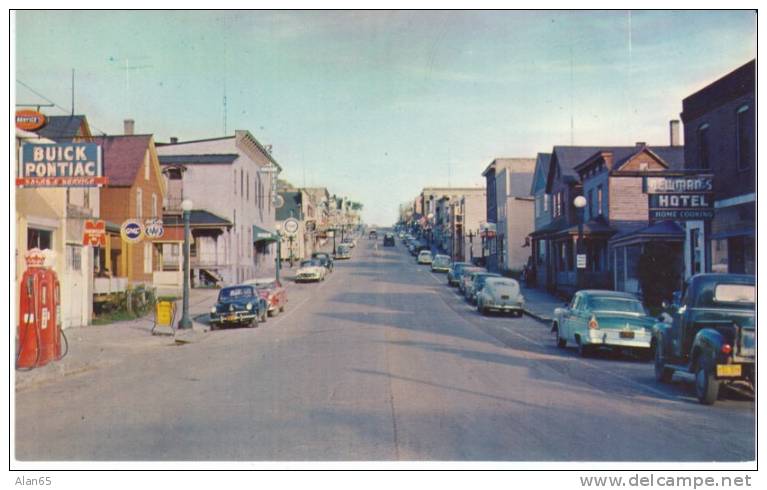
(637, 243, 683, 308)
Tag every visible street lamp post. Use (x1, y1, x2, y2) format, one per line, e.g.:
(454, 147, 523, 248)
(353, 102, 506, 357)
(573, 195, 588, 289)
(178, 199, 194, 330)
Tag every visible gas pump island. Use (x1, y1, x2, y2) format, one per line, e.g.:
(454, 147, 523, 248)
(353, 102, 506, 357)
(16, 248, 67, 370)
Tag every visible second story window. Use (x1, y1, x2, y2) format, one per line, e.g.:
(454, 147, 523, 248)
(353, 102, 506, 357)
(246, 172, 250, 201)
(240, 169, 244, 197)
(543, 193, 549, 212)
(698, 123, 710, 169)
(587, 189, 593, 219)
(234, 169, 237, 195)
(151, 193, 158, 218)
(736, 105, 751, 171)
(136, 188, 143, 219)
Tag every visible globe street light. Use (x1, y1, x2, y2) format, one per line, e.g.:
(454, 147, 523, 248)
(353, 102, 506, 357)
(178, 199, 194, 330)
(573, 195, 587, 289)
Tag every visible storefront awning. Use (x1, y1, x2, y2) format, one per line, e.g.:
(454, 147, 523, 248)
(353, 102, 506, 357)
(710, 227, 755, 240)
(253, 225, 277, 243)
(610, 220, 685, 247)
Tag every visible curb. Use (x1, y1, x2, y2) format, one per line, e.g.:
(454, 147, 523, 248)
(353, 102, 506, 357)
(523, 308, 552, 324)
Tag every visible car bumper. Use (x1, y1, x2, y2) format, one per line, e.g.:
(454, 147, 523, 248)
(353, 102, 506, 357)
(483, 303, 524, 313)
(431, 267, 449, 272)
(296, 274, 321, 281)
(210, 311, 257, 324)
(583, 330, 652, 349)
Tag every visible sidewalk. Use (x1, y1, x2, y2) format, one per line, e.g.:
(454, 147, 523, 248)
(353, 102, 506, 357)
(520, 286, 564, 323)
(15, 288, 220, 391)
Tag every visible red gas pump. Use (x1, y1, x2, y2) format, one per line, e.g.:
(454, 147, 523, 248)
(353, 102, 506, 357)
(16, 249, 65, 369)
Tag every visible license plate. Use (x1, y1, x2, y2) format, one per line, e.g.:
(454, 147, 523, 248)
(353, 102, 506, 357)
(226, 315, 237, 322)
(501, 295, 510, 300)
(619, 331, 635, 339)
(716, 364, 742, 377)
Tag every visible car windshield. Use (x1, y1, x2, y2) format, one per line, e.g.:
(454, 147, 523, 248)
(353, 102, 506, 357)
(301, 260, 321, 267)
(219, 287, 254, 300)
(474, 273, 501, 285)
(587, 296, 646, 314)
(254, 281, 277, 289)
(433, 257, 450, 265)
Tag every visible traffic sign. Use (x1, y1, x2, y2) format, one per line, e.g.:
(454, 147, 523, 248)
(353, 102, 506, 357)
(283, 218, 300, 236)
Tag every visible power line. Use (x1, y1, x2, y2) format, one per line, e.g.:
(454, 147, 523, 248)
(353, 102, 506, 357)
(16, 79, 108, 135)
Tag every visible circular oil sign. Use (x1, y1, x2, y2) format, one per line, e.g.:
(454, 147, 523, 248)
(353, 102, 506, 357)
(120, 219, 145, 243)
(15, 110, 47, 131)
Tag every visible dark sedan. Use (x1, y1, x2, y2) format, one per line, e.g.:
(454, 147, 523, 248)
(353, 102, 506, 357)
(210, 285, 267, 329)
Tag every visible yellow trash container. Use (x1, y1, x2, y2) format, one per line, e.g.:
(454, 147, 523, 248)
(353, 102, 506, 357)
(152, 300, 176, 335)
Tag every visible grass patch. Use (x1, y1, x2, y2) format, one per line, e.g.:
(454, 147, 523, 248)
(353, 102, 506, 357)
(91, 310, 141, 325)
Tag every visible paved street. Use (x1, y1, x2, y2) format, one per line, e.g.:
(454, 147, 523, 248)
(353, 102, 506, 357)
(15, 238, 754, 461)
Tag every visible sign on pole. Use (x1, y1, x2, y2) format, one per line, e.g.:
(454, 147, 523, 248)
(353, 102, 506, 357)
(144, 218, 165, 239)
(82, 220, 106, 247)
(120, 219, 144, 243)
(576, 254, 587, 269)
(283, 217, 300, 236)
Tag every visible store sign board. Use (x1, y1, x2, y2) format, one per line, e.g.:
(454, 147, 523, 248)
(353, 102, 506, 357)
(576, 254, 587, 269)
(82, 220, 106, 247)
(644, 174, 714, 221)
(17, 143, 106, 187)
(16, 110, 47, 131)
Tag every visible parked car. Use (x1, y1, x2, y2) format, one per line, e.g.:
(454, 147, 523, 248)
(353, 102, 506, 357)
(383, 233, 396, 246)
(342, 237, 356, 248)
(430, 254, 451, 272)
(476, 277, 525, 316)
(311, 252, 334, 272)
(241, 277, 287, 317)
(464, 272, 502, 304)
(653, 273, 755, 405)
(552, 290, 656, 358)
(458, 267, 486, 294)
(335, 244, 352, 260)
(209, 285, 267, 329)
(447, 262, 472, 287)
(368, 230, 378, 239)
(417, 250, 433, 264)
(295, 259, 327, 282)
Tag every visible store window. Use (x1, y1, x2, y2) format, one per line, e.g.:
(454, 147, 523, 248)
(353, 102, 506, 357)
(27, 228, 52, 250)
(66, 245, 81, 271)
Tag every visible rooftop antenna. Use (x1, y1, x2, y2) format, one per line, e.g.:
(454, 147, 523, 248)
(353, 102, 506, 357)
(223, 77, 228, 135)
(109, 56, 153, 117)
(71, 69, 74, 115)
(569, 46, 574, 145)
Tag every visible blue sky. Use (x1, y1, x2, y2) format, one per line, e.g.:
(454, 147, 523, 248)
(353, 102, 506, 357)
(14, 10, 756, 226)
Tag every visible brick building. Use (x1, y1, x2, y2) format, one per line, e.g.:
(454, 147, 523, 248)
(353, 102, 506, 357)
(680, 59, 755, 276)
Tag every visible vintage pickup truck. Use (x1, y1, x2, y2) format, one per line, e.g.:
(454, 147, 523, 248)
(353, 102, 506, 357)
(652, 273, 755, 405)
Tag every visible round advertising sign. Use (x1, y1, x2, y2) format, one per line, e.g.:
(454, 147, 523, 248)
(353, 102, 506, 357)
(283, 218, 300, 236)
(144, 218, 164, 239)
(120, 219, 145, 243)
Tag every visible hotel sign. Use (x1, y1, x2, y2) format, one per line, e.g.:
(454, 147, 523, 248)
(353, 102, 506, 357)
(644, 175, 714, 221)
(17, 143, 107, 187)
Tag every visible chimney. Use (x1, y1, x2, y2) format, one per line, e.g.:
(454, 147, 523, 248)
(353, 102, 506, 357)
(170, 137, 178, 144)
(635, 141, 646, 149)
(669, 119, 680, 147)
(124, 119, 134, 135)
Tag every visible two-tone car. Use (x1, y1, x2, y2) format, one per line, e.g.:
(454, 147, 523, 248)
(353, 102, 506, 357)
(295, 259, 327, 282)
(209, 285, 267, 329)
(458, 267, 486, 294)
(653, 273, 755, 405)
(447, 262, 472, 287)
(464, 272, 502, 305)
(335, 244, 352, 260)
(241, 277, 287, 317)
(311, 252, 334, 273)
(417, 250, 433, 265)
(430, 254, 451, 272)
(476, 277, 525, 316)
(552, 290, 656, 358)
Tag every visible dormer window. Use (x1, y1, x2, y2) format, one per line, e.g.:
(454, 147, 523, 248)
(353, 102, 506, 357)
(736, 105, 751, 171)
(698, 123, 710, 169)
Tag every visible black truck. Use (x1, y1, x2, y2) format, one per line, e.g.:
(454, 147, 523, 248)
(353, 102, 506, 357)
(652, 273, 755, 405)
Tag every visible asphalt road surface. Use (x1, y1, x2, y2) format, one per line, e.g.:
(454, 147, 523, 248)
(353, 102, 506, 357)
(15, 238, 755, 461)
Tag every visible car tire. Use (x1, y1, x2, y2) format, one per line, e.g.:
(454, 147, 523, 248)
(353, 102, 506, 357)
(577, 340, 591, 357)
(248, 318, 257, 328)
(554, 324, 566, 348)
(695, 360, 720, 405)
(654, 342, 674, 383)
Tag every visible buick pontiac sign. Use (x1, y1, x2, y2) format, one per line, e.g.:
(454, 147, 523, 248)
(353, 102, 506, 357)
(17, 143, 107, 187)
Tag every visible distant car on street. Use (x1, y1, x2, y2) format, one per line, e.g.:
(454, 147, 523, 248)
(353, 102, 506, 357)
(476, 277, 525, 317)
(464, 272, 502, 305)
(335, 244, 352, 260)
(241, 277, 287, 317)
(296, 259, 327, 282)
(368, 230, 378, 240)
(653, 273, 755, 405)
(311, 252, 334, 272)
(552, 290, 655, 358)
(209, 285, 267, 329)
(417, 250, 433, 264)
(458, 267, 486, 294)
(383, 233, 396, 246)
(430, 254, 451, 272)
(447, 262, 472, 286)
